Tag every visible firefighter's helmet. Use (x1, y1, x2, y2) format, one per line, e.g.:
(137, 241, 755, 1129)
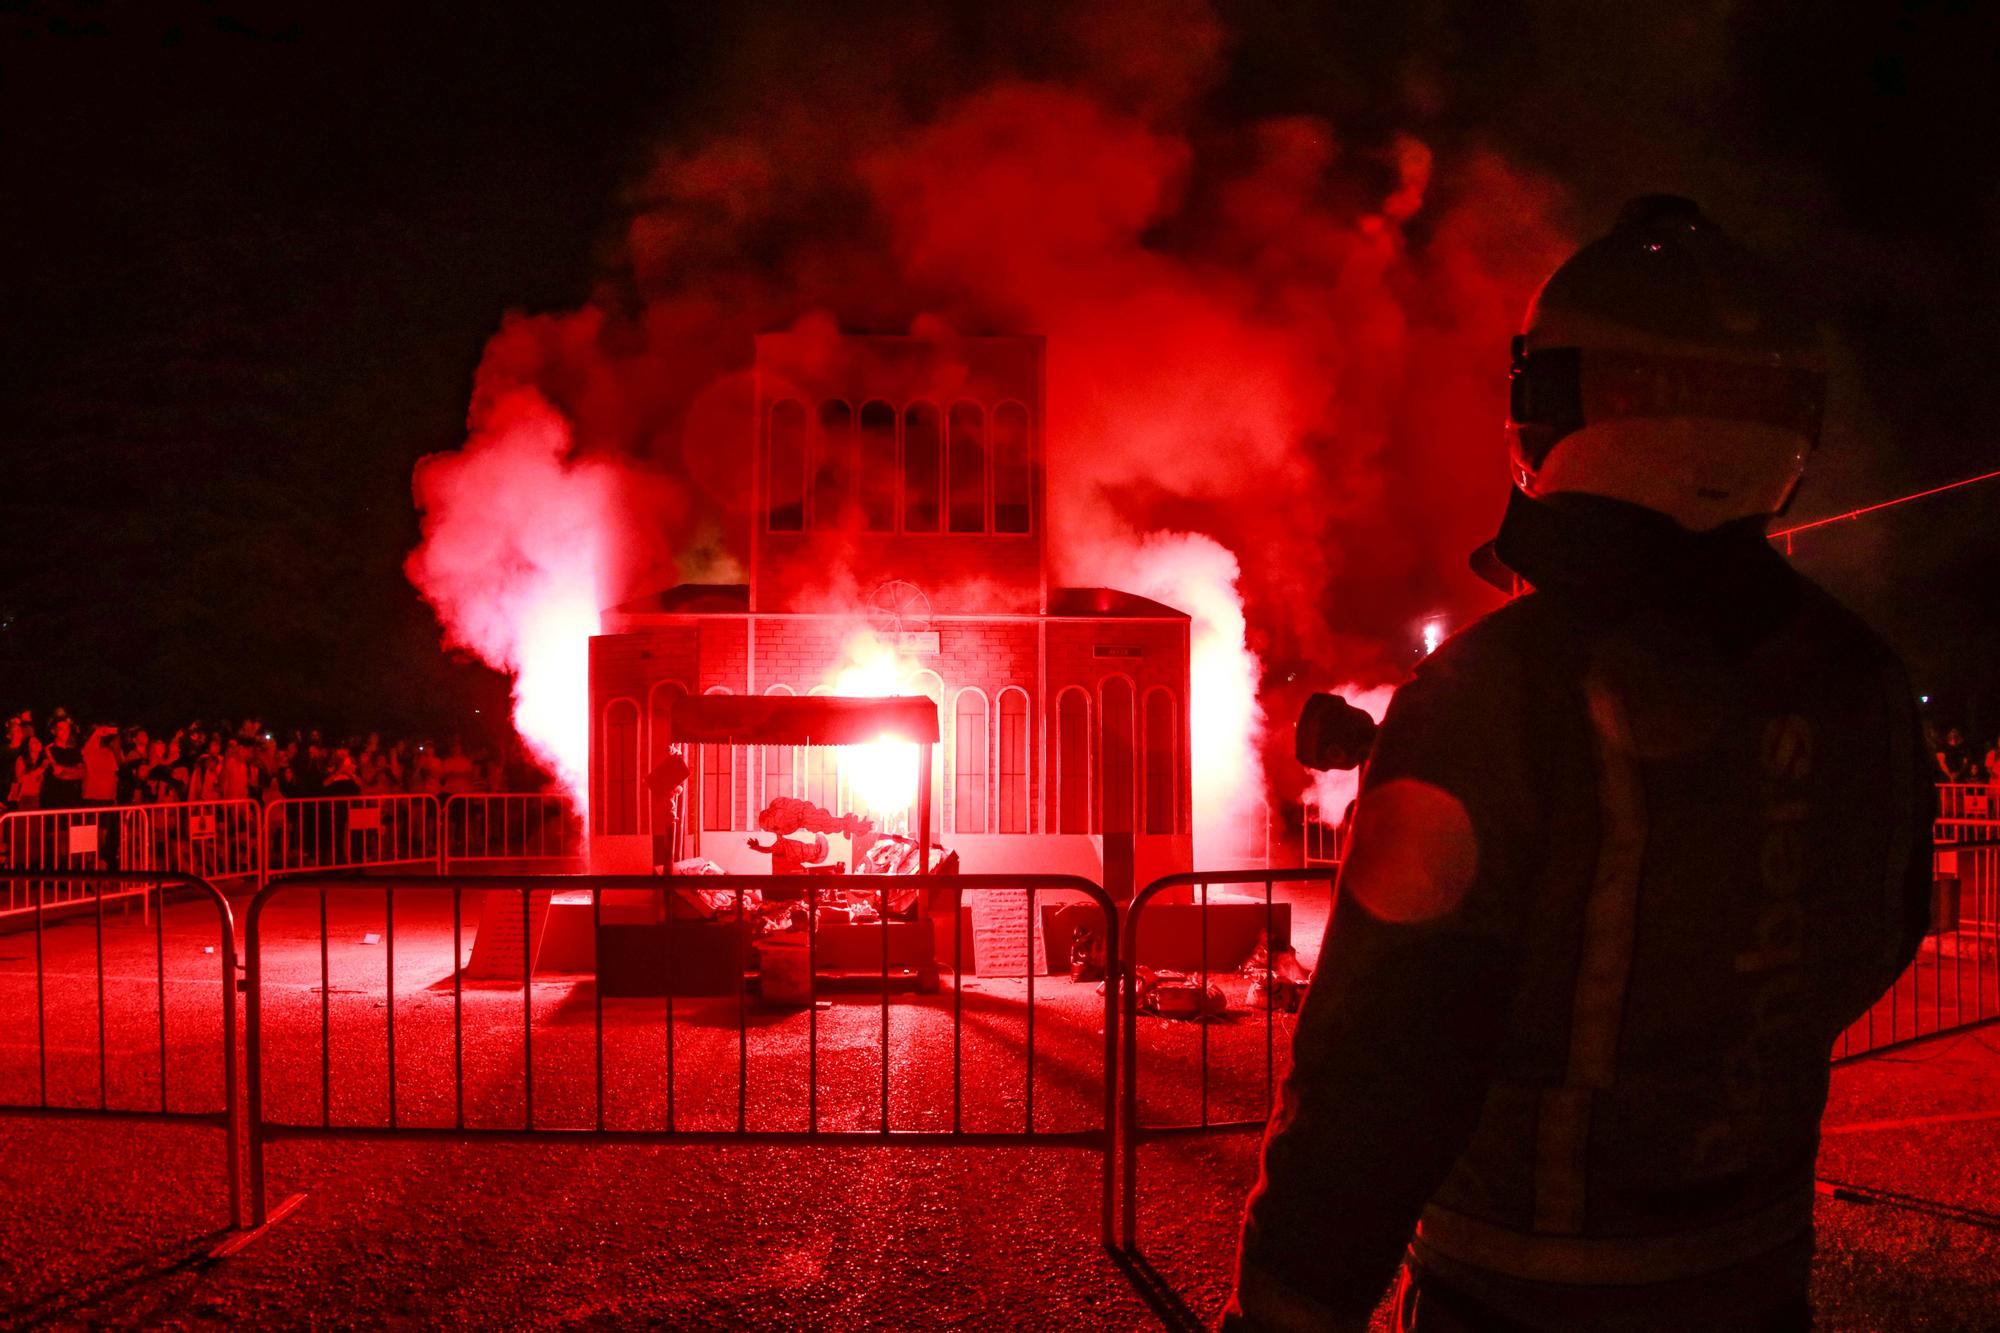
(1507, 195, 1826, 531)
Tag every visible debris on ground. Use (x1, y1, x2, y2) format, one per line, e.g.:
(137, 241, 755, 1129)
(1133, 965, 1230, 1021)
(1241, 937, 1311, 1014)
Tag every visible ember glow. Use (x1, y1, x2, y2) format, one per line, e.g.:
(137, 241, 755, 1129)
(830, 631, 923, 816)
(403, 0, 1570, 826)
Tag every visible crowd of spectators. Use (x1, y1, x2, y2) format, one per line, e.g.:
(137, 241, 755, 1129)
(3, 709, 535, 815)
(7, 707, 1994, 817)
(1932, 723, 2000, 788)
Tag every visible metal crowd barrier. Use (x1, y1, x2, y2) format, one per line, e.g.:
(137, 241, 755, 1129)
(0, 869, 240, 1230)
(1301, 797, 1342, 867)
(1116, 833, 2000, 1247)
(241, 872, 1119, 1244)
(8, 813, 1980, 1258)
(441, 793, 582, 872)
(262, 794, 441, 884)
(4, 793, 580, 902)
(132, 798, 264, 887)
(0, 807, 153, 923)
(1937, 783, 1993, 820)
(1, 801, 264, 924)
(1834, 816, 2000, 1062)
(1119, 868, 1339, 1248)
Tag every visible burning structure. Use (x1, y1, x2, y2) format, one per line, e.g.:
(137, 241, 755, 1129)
(587, 331, 1193, 898)
(406, 36, 1575, 888)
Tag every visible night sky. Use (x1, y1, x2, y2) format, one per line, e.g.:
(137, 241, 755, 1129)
(5, 1, 1996, 740)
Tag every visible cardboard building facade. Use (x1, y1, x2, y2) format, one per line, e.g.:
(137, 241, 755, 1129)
(586, 332, 1194, 896)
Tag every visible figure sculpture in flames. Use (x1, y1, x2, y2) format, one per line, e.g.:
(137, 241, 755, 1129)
(746, 794, 877, 874)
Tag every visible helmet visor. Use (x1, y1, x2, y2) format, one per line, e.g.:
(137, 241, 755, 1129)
(1511, 345, 1825, 464)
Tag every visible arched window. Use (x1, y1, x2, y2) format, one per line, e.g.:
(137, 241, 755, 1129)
(768, 399, 806, 532)
(953, 690, 989, 834)
(1099, 677, 1135, 835)
(701, 687, 734, 831)
(992, 401, 1031, 534)
(947, 400, 986, 533)
(804, 685, 840, 812)
(646, 681, 689, 835)
(1143, 687, 1178, 835)
(905, 670, 945, 825)
(601, 698, 640, 836)
(763, 684, 796, 808)
(811, 399, 855, 530)
(998, 687, 1030, 834)
(1056, 687, 1091, 834)
(858, 400, 897, 532)
(902, 402, 942, 533)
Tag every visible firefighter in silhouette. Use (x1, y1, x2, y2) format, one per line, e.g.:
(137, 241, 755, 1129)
(1227, 197, 1934, 1332)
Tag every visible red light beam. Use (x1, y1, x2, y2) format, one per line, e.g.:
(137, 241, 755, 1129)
(1772, 465, 2000, 553)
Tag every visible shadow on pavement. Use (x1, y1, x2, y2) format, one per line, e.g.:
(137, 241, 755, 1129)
(1110, 1245, 1211, 1333)
(1, 1231, 223, 1329)
(1818, 1176, 2000, 1232)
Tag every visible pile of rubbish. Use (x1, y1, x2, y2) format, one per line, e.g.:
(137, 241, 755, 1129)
(1131, 939, 1313, 1022)
(858, 834, 956, 877)
(1133, 966, 1230, 1021)
(661, 837, 959, 938)
(1242, 939, 1312, 1014)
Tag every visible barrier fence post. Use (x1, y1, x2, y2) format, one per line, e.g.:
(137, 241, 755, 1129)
(231, 872, 1117, 1239)
(246, 882, 267, 1228)
(1120, 867, 1342, 1251)
(1121, 898, 1140, 1249)
(0, 870, 241, 1233)
(1101, 889, 1119, 1250)
(219, 879, 243, 1229)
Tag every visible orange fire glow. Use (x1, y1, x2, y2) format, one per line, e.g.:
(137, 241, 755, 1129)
(829, 631, 925, 816)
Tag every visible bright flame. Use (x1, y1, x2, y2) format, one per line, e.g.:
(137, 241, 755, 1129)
(1421, 617, 1447, 657)
(510, 594, 599, 803)
(829, 631, 922, 815)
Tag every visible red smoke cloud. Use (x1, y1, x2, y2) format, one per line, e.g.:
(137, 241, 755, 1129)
(405, 2, 1570, 834)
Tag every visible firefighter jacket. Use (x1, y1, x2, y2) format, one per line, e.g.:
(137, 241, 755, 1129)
(1232, 491, 1934, 1331)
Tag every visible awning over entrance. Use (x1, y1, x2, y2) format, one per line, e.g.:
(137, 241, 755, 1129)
(666, 693, 940, 748)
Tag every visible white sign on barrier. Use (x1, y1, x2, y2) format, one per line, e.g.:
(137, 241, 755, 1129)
(189, 814, 217, 838)
(348, 807, 382, 832)
(68, 823, 98, 856)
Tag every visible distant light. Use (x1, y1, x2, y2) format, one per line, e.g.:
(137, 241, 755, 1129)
(1421, 618, 1447, 657)
(1920, 695, 1930, 705)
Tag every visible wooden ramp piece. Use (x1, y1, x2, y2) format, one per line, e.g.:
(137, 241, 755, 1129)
(465, 888, 555, 980)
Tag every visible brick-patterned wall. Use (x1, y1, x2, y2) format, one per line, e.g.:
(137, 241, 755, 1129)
(593, 610, 1189, 845)
(749, 618, 855, 693)
(747, 615, 1041, 835)
(692, 621, 750, 827)
(931, 621, 1038, 835)
(588, 628, 699, 834)
(756, 536, 1041, 615)
(1046, 619, 1191, 836)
